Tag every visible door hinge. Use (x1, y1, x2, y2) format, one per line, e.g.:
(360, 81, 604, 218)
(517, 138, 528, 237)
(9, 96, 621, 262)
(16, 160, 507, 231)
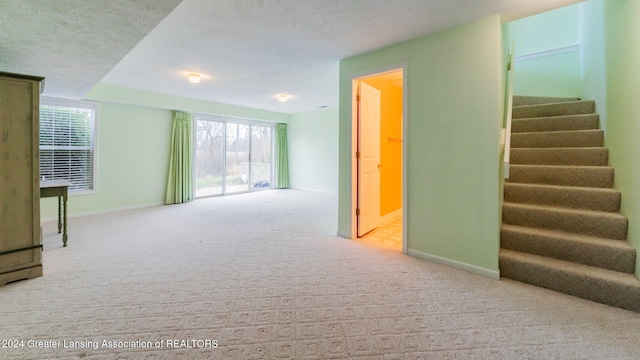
(356, 151, 361, 159)
(356, 208, 360, 216)
(356, 94, 360, 102)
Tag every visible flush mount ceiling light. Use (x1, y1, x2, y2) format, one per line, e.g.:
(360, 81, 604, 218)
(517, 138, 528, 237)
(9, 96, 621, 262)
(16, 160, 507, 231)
(278, 95, 288, 102)
(187, 73, 201, 83)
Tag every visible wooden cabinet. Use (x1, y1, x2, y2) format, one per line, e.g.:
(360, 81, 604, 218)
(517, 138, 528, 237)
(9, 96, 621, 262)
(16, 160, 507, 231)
(0, 71, 45, 286)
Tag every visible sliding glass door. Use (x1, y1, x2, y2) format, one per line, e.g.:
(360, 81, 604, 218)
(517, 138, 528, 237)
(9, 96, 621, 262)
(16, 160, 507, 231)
(195, 116, 273, 197)
(195, 120, 224, 197)
(251, 125, 272, 189)
(225, 123, 250, 194)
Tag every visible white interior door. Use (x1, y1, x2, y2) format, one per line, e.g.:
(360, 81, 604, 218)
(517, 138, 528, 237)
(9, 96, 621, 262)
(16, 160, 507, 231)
(357, 81, 381, 237)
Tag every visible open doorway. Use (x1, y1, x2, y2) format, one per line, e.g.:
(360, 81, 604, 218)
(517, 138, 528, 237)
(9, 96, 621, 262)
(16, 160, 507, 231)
(352, 68, 404, 252)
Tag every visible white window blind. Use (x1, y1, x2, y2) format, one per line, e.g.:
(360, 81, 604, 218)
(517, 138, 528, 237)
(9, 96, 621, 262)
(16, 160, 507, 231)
(39, 99, 96, 192)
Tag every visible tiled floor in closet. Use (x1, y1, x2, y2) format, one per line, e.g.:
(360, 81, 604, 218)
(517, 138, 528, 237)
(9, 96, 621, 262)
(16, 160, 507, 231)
(357, 210, 402, 251)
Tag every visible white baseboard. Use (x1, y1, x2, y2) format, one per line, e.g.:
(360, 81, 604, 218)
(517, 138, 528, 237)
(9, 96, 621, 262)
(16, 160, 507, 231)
(407, 249, 500, 280)
(336, 230, 352, 239)
(41, 202, 164, 223)
(288, 186, 338, 195)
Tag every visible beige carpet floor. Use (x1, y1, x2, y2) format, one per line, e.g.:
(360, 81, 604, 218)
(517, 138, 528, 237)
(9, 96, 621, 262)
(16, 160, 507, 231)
(1, 189, 640, 359)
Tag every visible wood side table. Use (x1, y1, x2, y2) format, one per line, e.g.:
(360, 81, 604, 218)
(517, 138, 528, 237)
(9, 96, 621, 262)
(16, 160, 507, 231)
(40, 180, 71, 247)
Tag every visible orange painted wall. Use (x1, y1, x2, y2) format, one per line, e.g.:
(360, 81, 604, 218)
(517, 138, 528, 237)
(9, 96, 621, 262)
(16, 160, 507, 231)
(362, 76, 403, 216)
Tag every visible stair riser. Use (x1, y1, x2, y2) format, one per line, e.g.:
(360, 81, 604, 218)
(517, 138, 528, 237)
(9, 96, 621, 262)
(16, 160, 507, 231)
(511, 130, 603, 148)
(501, 227, 635, 273)
(513, 101, 595, 119)
(513, 96, 581, 106)
(510, 148, 608, 166)
(512, 114, 599, 133)
(504, 184, 620, 212)
(500, 255, 640, 312)
(502, 204, 628, 240)
(508, 166, 614, 188)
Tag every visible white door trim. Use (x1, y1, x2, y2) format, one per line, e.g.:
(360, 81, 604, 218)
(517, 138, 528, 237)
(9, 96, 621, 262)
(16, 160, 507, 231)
(349, 62, 408, 255)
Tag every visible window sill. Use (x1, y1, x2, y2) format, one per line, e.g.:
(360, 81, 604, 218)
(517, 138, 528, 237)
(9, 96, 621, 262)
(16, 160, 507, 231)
(69, 189, 97, 196)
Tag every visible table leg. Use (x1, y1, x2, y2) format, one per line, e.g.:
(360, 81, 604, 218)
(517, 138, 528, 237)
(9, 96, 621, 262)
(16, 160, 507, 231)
(57, 196, 62, 233)
(62, 189, 68, 247)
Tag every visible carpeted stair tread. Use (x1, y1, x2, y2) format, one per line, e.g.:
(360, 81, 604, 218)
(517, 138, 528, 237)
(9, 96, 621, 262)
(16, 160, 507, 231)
(504, 183, 620, 212)
(502, 96, 637, 312)
(512, 100, 595, 119)
(502, 202, 628, 240)
(508, 165, 614, 188)
(510, 147, 608, 166)
(501, 224, 636, 273)
(513, 96, 581, 106)
(512, 114, 599, 133)
(511, 129, 603, 148)
(499, 249, 640, 312)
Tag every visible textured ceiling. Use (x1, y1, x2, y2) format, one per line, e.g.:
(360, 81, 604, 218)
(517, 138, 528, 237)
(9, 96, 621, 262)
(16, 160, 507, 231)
(0, 0, 183, 99)
(1, 0, 582, 114)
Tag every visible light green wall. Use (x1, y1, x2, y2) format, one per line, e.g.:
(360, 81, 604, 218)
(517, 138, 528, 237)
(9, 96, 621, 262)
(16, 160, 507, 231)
(513, 51, 582, 96)
(339, 16, 502, 275)
(505, 4, 580, 56)
(288, 107, 339, 192)
(603, 0, 640, 278)
(42, 86, 292, 219)
(41, 102, 172, 218)
(504, 4, 582, 97)
(86, 84, 289, 123)
(580, 0, 608, 130)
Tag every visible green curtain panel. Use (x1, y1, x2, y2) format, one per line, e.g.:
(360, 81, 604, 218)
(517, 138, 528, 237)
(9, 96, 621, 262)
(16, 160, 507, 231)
(275, 123, 290, 188)
(165, 111, 193, 204)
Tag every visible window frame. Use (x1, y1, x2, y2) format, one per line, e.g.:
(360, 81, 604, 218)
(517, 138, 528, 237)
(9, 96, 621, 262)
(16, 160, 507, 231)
(39, 97, 98, 195)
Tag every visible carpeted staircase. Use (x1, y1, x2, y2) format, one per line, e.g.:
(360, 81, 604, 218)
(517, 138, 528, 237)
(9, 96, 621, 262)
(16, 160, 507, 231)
(500, 95, 640, 312)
